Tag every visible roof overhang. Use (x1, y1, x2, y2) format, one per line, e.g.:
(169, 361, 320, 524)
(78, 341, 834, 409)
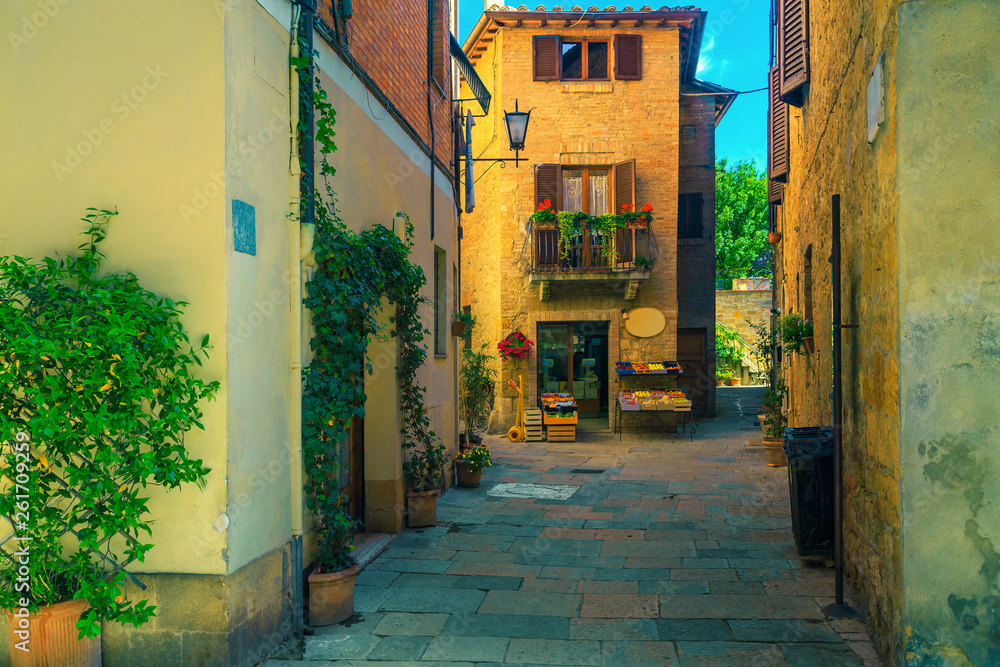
(451, 33, 492, 114)
(683, 78, 738, 126)
(463, 6, 707, 82)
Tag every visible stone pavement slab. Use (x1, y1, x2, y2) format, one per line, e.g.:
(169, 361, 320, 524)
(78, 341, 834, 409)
(296, 388, 883, 666)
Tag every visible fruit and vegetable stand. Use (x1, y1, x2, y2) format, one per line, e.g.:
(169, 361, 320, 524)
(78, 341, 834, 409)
(541, 392, 578, 442)
(613, 361, 693, 440)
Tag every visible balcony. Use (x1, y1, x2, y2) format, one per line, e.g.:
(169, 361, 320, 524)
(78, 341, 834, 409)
(526, 221, 659, 301)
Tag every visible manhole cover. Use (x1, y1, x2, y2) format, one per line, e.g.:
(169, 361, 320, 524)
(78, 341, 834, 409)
(569, 468, 606, 474)
(487, 483, 578, 500)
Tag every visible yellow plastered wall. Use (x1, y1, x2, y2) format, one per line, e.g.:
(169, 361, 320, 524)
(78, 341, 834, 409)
(0, 0, 229, 574)
(220, 2, 295, 573)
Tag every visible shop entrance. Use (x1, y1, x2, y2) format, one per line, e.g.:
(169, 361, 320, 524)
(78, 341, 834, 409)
(537, 322, 609, 427)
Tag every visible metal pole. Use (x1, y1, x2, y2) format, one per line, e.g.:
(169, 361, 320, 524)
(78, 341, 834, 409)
(823, 194, 859, 619)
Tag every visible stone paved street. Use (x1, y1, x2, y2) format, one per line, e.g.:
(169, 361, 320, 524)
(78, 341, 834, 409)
(268, 388, 881, 666)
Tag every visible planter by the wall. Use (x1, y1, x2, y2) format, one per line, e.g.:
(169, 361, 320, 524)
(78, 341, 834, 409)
(406, 489, 439, 527)
(767, 231, 782, 244)
(802, 336, 815, 353)
(451, 321, 466, 337)
(762, 437, 787, 467)
(728, 377, 742, 386)
(455, 461, 483, 488)
(4, 598, 101, 667)
(308, 563, 361, 627)
(715, 379, 724, 386)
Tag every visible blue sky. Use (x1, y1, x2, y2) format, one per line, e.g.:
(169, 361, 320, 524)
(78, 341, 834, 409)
(457, 1, 770, 171)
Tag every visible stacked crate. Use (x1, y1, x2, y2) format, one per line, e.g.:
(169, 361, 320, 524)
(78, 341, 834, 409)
(524, 409, 544, 442)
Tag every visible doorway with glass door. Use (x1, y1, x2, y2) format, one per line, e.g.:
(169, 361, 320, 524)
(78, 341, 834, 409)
(537, 322, 609, 430)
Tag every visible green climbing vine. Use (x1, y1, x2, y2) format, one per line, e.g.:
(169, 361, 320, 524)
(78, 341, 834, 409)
(295, 38, 443, 572)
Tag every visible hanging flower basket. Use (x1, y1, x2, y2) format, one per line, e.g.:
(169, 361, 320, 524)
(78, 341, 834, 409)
(498, 331, 534, 361)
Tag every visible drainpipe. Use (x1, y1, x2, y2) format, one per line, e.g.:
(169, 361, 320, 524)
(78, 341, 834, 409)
(289, 0, 316, 642)
(427, 0, 436, 240)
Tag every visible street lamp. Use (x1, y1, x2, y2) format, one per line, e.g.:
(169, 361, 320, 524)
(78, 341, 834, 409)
(472, 99, 531, 167)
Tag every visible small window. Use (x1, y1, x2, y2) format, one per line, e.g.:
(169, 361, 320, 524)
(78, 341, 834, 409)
(561, 40, 608, 81)
(434, 246, 447, 356)
(678, 193, 704, 239)
(804, 245, 813, 324)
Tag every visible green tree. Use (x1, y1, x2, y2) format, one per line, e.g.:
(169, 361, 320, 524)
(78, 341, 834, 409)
(715, 158, 770, 281)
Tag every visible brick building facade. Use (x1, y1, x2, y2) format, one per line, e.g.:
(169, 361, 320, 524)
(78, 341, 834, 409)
(769, 0, 1000, 663)
(460, 7, 733, 430)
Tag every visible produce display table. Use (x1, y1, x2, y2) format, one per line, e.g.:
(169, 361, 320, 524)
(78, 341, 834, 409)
(613, 362, 694, 440)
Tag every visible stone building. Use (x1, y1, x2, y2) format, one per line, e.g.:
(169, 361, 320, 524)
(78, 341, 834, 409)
(768, 0, 1000, 663)
(460, 5, 734, 429)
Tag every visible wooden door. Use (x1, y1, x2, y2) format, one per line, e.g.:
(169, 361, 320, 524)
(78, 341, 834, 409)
(677, 328, 708, 413)
(339, 415, 365, 528)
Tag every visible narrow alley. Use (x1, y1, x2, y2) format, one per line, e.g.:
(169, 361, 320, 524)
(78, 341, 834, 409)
(272, 388, 879, 666)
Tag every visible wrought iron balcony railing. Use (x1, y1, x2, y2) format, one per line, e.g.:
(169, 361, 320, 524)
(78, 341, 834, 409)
(527, 221, 658, 273)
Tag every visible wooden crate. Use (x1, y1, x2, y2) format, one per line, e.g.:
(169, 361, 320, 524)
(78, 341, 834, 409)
(546, 425, 576, 442)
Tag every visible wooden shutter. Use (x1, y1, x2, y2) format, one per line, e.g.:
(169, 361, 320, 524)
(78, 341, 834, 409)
(777, 0, 809, 105)
(768, 179, 784, 204)
(678, 193, 704, 239)
(533, 36, 560, 81)
(614, 35, 642, 80)
(613, 159, 635, 213)
(615, 228, 634, 263)
(534, 163, 562, 210)
(768, 66, 789, 183)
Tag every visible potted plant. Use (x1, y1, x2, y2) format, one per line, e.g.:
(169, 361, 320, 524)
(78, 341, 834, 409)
(778, 312, 814, 354)
(460, 327, 497, 449)
(532, 198, 557, 227)
(497, 331, 534, 362)
(306, 496, 360, 626)
(633, 255, 652, 271)
(767, 231, 782, 244)
(0, 211, 218, 664)
(761, 380, 788, 467)
(452, 310, 474, 338)
(454, 445, 494, 488)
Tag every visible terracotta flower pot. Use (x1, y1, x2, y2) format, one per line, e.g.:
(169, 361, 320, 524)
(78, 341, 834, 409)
(763, 437, 787, 467)
(407, 489, 439, 527)
(715, 379, 724, 386)
(308, 563, 361, 626)
(455, 461, 483, 488)
(803, 336, 815, 353)
(728, 377, 742, 386)
(451, 321, 467, 337)
(767, 231, 782, 244)
(4, 597, 101, 667)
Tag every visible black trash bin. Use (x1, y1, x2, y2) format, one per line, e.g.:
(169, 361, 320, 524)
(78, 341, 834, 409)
(783, 427, 835, 558)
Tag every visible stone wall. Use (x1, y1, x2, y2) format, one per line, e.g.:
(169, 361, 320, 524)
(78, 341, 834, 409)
(715, 290, 771, 346)
(774, 0, 901, 660)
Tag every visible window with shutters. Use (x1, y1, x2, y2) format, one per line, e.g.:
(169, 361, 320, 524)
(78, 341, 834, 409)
(803, 245, 813, 324)
(678, 193, 704, 239)
(535, 36, 635, 82)
(768, 66, 790, 183)
(777, 0, 810, 106)
(433, 246, 447, 356)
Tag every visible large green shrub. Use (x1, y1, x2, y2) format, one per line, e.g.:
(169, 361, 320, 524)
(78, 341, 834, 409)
(0, 209, 218, 638)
